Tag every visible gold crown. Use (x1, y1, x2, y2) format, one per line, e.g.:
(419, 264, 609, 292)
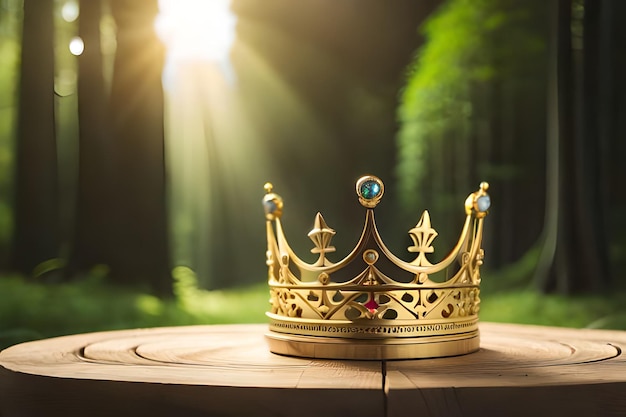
(262, 175, 490, 360)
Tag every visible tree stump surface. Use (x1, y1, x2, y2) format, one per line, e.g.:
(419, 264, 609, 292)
(1, 322, 625, 417)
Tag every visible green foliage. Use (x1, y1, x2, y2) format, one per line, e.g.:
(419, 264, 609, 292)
(481, 290, 626, 330)
(396, 0, 545, 206)
(172, 266, 268, 323)
(0, 272, 267, 350)
(479, 246, 626, 330)
(0, 37, 19, 248)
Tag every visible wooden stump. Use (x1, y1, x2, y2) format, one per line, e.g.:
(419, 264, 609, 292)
(1, 322, 625, 417)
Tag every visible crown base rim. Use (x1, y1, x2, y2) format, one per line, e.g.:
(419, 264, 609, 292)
(266, 330, 480, 360)
(267, 313, 479, 338)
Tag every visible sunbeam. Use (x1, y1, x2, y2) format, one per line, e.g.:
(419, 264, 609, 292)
(156, 1, 329, 287)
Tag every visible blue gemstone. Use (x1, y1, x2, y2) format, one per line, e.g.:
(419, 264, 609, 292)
(263, 199, 277, 215)
(477, 195, 491, 212)
(360, 180, 381, 200)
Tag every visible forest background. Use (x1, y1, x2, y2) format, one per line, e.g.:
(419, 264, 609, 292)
(1, 0, 625, 349)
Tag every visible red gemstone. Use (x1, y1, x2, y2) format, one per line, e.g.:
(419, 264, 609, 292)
(364, 297, 378, 313)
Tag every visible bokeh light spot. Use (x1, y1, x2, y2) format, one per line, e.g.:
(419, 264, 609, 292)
(69, 36, 84, 56)
(61, 1, 79, 22)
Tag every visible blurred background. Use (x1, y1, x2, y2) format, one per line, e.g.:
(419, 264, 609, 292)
(1, 0, 625, 349)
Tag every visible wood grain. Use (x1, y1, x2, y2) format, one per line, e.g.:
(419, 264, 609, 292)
(387, 322, 626, 417)
(1, 322, 625, 417)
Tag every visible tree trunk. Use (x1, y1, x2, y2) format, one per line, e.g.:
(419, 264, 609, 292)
(11, 0, 59, 275)
(576, 0, 610, 289)
(108, 0, 171, 295)
(535, 0, 571, 293)
(70, 0, 114, 275)
(535, 0, 611, 293)
(593, 0, 626, 287)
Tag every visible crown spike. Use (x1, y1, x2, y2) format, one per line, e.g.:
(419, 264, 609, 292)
(408, 210, 438, 267)
(263, 175, 491, 360)
(308, 212, 336, 266)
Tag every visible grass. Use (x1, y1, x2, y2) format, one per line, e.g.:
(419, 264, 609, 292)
(1, 263, 626, 350)
(480, 289, 626, 330)
(479, 248, 626, 330)
(0, 267, 269, 350)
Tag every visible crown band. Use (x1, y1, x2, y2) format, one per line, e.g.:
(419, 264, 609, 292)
(268, 316, 478, 338)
